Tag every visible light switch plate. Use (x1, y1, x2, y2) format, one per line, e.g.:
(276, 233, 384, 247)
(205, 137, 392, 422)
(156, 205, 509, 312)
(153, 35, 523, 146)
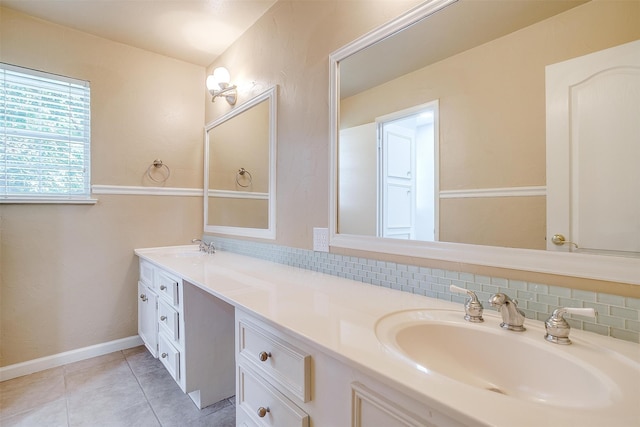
(313, 227, 329, 252)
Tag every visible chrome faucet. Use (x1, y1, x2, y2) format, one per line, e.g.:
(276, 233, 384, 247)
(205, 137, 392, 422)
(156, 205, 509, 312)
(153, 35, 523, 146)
(450, 285, 484, 322)
(192, 238, 216, 254)
(489, 293, 526, 331)
(545, 307, 597, 345)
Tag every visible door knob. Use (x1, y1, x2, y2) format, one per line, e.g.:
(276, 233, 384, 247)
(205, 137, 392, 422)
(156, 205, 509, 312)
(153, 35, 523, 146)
(258, 351, 271, 362)
(551, 234, 578, 249)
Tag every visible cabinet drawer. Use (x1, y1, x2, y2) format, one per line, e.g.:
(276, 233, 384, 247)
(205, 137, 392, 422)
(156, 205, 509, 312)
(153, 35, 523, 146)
(158, 298, 180, 343)
(157, 270, 180, 306)
(238, 318, 311, 402)
(237, 407, 259, 427)
(238, 364, 309, 427)
(139, 260, 154, 287)
(158, 334, 180, 382)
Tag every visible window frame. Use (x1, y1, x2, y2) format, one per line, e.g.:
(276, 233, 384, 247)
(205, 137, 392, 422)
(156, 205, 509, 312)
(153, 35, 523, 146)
(1, 63, 96, 204)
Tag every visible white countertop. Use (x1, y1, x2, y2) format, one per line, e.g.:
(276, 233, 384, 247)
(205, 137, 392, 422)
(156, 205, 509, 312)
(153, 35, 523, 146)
(135, 245, 640, 427)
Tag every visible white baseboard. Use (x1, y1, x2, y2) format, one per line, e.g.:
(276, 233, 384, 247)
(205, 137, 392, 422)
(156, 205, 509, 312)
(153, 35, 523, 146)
(0, 335, 143, 382)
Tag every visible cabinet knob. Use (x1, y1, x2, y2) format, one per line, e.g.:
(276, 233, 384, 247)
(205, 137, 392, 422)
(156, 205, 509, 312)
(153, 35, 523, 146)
(160, 315, 167, 321)
(139, 294, 147, 302)
(161, 352, 168, 359)
(160, 285, 167, 291)
(257, 407, 270, 418)
(258, 351, 271, 362)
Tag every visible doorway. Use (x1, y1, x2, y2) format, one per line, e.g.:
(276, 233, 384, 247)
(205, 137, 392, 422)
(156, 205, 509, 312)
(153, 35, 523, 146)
(377, 101, 439, 241)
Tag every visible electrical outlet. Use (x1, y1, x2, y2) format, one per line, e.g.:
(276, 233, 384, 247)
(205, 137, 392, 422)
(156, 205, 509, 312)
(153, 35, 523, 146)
(313, 227, 329, 252)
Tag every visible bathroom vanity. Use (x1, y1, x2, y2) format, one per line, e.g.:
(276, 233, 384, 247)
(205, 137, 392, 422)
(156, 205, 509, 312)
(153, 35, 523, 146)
(137, 255, 235, 409)
(135, 245, 640, 427)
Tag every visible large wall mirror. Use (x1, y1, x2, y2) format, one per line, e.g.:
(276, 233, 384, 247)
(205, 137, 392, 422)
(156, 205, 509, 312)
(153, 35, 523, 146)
(329, 0, 640, 284)
(205, 86, 277, 239)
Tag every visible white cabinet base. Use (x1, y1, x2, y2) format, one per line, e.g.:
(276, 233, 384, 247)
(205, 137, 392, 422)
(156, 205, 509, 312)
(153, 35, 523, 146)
(182, 281, 236, 409)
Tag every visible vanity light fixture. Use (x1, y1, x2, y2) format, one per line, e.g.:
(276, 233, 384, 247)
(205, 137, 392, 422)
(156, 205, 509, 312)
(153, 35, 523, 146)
(206, 67, 237, 105)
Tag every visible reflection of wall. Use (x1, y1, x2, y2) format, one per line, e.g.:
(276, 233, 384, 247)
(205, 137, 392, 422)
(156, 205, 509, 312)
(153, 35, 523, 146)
(0, 8, 204, 366)
(208, 198, 269, 228)
(440, 197, 546, 249)
(340, 0, 639, 249)
(338, 123, 377, 235)
(209, 100, 269, 193)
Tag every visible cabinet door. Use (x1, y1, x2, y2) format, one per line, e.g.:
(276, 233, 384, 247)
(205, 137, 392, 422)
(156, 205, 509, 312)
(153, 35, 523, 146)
(138, 281, 158, 357)
(351, 383, 433, 427)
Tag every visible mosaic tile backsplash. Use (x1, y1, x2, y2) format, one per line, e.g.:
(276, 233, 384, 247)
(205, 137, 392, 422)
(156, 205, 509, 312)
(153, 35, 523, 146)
(205, 236, 640, 343)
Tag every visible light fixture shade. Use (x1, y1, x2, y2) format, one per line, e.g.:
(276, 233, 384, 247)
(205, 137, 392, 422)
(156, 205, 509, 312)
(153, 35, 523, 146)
(205, 74, 218, 91)
(206, 66, 237, 105)
(212, 67, 230, 86)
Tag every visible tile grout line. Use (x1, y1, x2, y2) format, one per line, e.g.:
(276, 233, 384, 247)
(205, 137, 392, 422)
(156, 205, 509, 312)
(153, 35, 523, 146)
(123, 350, 163, 427)
(63, 365, 71, 427)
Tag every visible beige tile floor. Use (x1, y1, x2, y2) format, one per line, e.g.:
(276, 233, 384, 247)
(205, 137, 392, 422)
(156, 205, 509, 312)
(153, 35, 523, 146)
(0, 346, 236, 427)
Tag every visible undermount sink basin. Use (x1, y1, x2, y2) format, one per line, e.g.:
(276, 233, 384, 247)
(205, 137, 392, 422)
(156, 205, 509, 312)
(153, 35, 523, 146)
(163, 246, 207, 258)
(173, 250, 206, 258)
(375, 309, 634, 408)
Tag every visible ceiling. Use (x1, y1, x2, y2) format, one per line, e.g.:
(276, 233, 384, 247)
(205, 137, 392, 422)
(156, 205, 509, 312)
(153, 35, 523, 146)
(0, 0, 277, 66)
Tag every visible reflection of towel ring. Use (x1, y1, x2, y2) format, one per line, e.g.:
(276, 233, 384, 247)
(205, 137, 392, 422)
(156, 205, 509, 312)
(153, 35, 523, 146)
(146, 159, 171, 183)
(235, 168, 253, 188)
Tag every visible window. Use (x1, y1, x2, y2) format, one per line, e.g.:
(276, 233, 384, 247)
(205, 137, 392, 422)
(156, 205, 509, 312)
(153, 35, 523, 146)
(1, 63, 92, 203)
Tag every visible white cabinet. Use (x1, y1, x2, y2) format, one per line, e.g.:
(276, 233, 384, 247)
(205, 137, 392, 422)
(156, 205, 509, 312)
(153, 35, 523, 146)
(139, 253, 466, 425)
(137, 258, 235, 409)
(137, 280, 158, 357)
(236, 310, 311, 426)
(235, 309, 466, 427)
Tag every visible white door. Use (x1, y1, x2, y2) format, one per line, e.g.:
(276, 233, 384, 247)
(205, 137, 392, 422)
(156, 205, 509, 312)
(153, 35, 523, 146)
(546, 40, 640, 256)
(380, 123, 415, 239)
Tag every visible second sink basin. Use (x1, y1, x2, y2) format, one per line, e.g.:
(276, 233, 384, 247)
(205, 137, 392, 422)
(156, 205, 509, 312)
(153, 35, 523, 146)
(375, 309, 627, 408)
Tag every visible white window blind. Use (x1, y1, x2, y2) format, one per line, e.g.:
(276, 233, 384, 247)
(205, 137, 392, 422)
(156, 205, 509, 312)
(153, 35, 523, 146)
(1, 63, 92, 202)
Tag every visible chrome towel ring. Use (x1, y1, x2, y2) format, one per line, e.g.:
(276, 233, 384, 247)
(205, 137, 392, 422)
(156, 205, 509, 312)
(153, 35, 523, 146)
(236, 168, 253, 187)
(146, 159, 171, 183)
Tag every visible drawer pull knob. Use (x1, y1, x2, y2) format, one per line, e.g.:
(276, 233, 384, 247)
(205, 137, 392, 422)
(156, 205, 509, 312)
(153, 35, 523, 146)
(161, 352, 168, 358)
(160, 285, 167, 291)
(258, 351, 271, 362)
(257, 407, 270, 418)
(160, 315, 167, 321)
(139, 294, 147, 301)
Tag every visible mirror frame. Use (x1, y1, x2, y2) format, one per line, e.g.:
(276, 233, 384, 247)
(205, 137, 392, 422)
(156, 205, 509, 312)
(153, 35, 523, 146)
(328, 0, 640, 285)
(204, 85, 277, 239)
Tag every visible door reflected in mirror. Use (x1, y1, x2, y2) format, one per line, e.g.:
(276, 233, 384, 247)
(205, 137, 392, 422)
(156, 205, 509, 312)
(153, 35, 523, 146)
(339, 102, 438, 241)
(204, 86, 277, 239)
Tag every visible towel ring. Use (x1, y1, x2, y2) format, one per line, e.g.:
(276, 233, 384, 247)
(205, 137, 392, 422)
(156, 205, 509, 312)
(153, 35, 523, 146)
(146, 159, 170, 183)
(236, 168, 252, 188)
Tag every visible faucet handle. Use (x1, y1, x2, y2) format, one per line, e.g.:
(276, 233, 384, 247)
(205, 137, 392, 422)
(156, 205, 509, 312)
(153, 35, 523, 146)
(450, 285, 484, 323)
(192, 239, 208, 253)
(545, 307, 597, 345)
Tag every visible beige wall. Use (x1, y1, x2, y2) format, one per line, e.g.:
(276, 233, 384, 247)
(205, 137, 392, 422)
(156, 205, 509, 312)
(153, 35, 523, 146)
(2, 0, 637, 367)
(0, 8, 205, 366)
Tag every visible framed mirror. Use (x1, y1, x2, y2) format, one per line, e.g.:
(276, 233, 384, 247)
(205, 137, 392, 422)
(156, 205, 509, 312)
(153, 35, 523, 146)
(205, 86, 277, 239)
(329, 0, 640, 284)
